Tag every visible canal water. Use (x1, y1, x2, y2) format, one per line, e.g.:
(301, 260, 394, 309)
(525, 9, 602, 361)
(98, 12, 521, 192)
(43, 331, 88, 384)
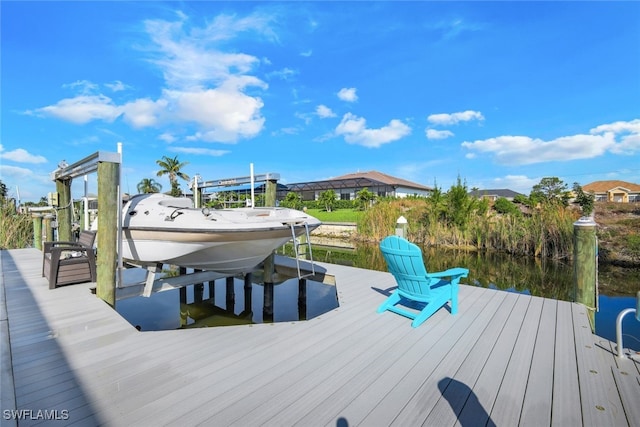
(116, 276, 339, 331)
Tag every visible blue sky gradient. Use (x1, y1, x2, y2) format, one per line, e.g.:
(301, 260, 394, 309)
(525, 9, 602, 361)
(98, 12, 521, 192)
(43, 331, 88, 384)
(2, 1, 639, 202)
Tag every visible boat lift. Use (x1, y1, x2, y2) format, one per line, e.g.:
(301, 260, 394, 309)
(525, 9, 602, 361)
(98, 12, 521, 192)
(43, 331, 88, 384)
(190, 167, 316, 280)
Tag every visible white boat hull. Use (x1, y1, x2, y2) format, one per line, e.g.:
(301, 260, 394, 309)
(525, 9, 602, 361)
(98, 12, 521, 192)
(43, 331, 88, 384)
(121, 194, 320, 273)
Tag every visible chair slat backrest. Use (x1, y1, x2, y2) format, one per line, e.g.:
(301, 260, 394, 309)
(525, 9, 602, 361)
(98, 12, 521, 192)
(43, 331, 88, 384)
(78, 231, 97, 248)
(380, 235, 431, 299)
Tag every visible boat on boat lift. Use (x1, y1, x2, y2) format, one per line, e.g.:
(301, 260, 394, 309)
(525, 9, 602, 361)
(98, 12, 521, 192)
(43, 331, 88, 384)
(121, 193, 320, 274)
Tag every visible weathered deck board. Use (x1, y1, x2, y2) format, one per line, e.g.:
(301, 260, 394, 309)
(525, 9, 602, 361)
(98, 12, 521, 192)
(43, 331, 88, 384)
(2, 248, 639, 427)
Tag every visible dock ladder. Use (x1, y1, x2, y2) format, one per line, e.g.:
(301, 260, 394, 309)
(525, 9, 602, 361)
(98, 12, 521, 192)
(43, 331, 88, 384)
(288, 221, 315, 279)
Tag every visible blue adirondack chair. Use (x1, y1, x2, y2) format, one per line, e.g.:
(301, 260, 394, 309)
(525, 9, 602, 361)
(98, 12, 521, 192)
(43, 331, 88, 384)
(378, 235, 469, 327)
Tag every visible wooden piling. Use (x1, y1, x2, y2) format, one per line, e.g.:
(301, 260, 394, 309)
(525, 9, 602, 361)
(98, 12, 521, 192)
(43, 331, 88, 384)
(32, 214, 42, 250)
(298, 278, 307, 320)
(96, 161, 119, 307)
(226, 276, 235, 309)
(574, 217, 598, 329)
(55, 179, 72, 242)
(265, 178, 277, 208)
(43, 214, 54, 243)
(262, 179, 277, 284)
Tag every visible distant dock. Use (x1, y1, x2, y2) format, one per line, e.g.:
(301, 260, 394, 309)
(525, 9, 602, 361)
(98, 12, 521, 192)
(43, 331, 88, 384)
(1, 248, 639, 426)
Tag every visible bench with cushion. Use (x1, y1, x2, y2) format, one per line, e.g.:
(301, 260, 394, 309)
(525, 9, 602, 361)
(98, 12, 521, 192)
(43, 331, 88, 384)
(42, 230, 97, 289)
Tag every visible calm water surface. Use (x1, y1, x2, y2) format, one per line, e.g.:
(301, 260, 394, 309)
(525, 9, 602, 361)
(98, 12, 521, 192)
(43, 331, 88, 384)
(116, 276, 339, 331)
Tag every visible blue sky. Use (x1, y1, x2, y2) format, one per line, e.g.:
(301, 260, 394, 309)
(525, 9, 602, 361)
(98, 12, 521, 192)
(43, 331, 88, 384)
(2, 1, 639, 203)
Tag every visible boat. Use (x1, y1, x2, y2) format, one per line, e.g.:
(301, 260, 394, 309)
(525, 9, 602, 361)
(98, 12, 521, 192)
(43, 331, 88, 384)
(121, 193, 321, 273)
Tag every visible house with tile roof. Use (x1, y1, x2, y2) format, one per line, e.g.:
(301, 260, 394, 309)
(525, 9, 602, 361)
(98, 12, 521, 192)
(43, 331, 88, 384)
(582, 180, 640, 203)
(282, 170, 433, 201)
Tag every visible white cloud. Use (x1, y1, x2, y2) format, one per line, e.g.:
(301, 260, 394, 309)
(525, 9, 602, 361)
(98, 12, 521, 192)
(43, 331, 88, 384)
(611, 132, 640, 155)
(462, 134, 616, 165)
(462, 118, 640, 165)
(428, 110, 484, 126)
(0, 164, 37, 180)
(168, 146, 230, 156)
(337, 88, 358, 102)
(489, 175, 539, 195)
(121, 98, 168, 128)
(316, 104, 336, 118)
(591, 118, 640, 155)
(63, 80, 99, 95)
(266, 68, 298, 81)
(426, 129, 454, 140)
(33, 95, 121, 124)
(143, 12, 273, 90)
(158, 132, 177, 143)
(105, 80, 128, 92)
(335, 113, 411, 148)
(168, 85, 265, 143)
(0, 145, 47, 164)
(300, 50, 313, 57)
(29, 12, 272, 144)
(590, 118, 640, 135)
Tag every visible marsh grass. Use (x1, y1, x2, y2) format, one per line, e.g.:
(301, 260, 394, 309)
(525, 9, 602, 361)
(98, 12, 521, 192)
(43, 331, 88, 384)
(1, 206, 34, 249)
(357, 198, 579, 260)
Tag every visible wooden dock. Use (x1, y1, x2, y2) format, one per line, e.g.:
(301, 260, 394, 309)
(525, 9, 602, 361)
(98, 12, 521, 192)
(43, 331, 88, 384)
(1, 248, 638, 426)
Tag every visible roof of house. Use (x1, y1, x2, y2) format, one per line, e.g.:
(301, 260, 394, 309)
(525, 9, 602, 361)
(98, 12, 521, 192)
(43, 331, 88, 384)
(329, 171, 432, 190)
(285, 170, 432, 192)
(582, 180, 640, 193)
(468, 189, 524, 198)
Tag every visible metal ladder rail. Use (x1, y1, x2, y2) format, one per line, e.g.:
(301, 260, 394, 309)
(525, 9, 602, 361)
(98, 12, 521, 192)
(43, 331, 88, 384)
(289, 221, 315, 279)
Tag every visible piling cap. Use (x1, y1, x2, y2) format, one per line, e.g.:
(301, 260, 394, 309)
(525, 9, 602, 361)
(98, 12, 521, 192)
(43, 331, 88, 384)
(396, 216, 407, 224)
(574, 217, 596, 227)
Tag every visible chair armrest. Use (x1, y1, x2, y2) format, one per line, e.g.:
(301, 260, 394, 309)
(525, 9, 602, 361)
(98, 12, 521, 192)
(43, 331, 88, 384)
(43, 241, 86, 253)
(428, 267, 469, 279)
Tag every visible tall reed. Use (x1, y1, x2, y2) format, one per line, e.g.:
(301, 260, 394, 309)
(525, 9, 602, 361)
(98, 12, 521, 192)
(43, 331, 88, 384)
(357, 198, 578, 260)
(0, 206, 34, 249)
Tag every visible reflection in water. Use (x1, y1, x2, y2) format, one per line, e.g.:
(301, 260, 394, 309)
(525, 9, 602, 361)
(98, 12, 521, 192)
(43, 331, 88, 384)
(117, 275, 339, 331)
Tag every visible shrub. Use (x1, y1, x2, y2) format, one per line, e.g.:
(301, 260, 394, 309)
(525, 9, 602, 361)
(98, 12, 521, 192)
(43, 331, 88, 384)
(494, 197, 520, 216)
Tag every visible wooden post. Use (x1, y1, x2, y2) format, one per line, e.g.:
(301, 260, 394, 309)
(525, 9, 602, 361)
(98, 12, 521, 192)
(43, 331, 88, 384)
(262, 178, 278, 284)
(32, 214, 43, 250)
(96, 161, 119, 307)
(395, 216, 408, 238)
(243, 273, 252, 315)
(43, 214, 54, 243)
(265, 178, 277, 208)
(208, 280, 215, 301)
(263, 282, 274, 323)
(55, 179, 73, 242)
(226, 276, 235, 309)
(574, 217, 598, 330)
(298, 278, 307, 321)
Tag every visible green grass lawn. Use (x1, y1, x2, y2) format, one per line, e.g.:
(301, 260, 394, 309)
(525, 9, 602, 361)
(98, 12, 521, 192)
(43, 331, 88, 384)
(305, 208, 363, 223)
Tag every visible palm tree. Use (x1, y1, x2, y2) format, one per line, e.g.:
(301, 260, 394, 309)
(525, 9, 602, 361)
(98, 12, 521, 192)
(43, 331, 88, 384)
(136, 178, 162, 194)
(156, 155, 190, 197)
(319, 189, 337, 212)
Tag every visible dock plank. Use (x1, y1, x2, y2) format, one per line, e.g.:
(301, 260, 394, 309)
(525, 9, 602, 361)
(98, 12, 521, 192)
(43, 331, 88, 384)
(1, 248, 637, 427)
